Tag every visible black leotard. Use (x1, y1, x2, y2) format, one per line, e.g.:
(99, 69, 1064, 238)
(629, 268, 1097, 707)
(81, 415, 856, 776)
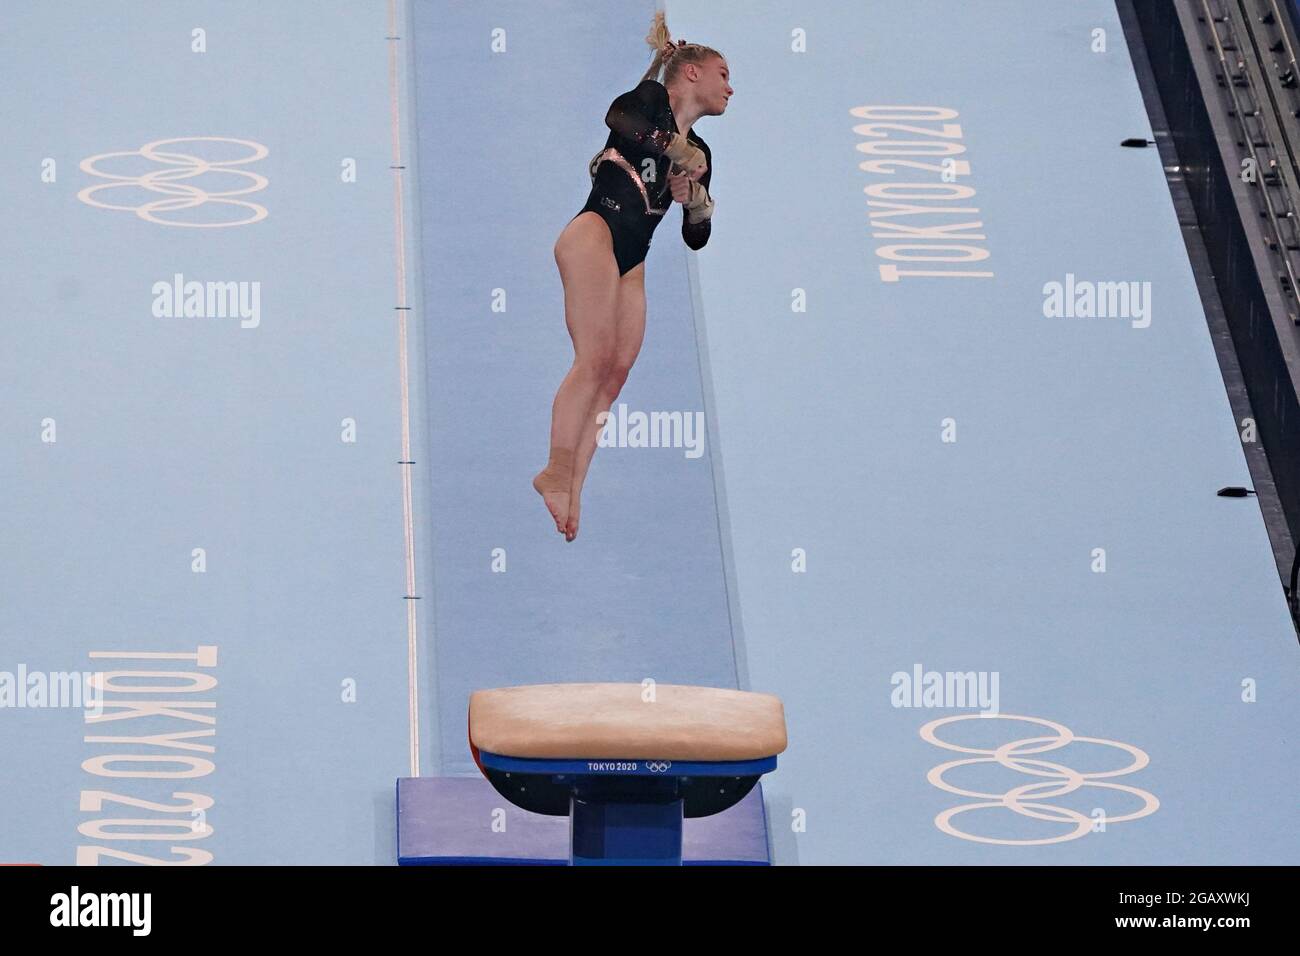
(572, 78, 713, 276)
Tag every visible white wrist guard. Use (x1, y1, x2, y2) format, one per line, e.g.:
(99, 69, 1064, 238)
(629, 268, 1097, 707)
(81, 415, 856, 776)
(664, 133, 706, 174)
(684, 181, 714, 224)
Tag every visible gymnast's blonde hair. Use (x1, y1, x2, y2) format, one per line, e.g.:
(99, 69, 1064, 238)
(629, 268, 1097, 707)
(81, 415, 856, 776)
(640, 10, 723, 85)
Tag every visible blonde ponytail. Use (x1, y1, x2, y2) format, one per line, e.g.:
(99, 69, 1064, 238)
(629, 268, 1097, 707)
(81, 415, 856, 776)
(638, 10, 724, 87)
(640, 10, 671, 83)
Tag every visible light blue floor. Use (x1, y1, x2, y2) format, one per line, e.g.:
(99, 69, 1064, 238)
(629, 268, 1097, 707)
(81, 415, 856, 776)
(671, 0, 1300, 863)
(1, 0, 1296, 866)
(0, 1, 421, 864)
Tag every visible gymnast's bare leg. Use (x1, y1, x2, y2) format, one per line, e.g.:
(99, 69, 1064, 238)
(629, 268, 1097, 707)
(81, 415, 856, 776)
(566, 261, 646, 540)
(534, 212, 622, 539)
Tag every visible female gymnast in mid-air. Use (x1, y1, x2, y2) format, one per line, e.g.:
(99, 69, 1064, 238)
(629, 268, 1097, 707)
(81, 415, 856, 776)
(533, 11, 731, 542)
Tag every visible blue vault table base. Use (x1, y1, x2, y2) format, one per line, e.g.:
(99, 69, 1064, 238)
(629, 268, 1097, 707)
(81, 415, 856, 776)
(396, 768, 774, 865)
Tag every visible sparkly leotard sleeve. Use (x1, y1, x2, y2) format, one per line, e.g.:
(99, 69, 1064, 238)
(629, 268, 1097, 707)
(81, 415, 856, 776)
(604, 80, 713, 249)
(680, 138, 712, 251)
(576, 79, 714, 274)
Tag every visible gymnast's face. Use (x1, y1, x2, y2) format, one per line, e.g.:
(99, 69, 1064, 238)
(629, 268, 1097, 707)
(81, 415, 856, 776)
(705, 57, 733, 115)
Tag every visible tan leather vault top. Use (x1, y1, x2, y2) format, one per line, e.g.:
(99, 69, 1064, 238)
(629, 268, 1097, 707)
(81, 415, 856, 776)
(469, 683, 788, 761)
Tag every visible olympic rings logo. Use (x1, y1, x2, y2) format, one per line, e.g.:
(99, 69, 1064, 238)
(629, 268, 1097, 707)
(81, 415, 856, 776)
(646, 761, 672, 773)
(920, 714, 1159, 845)
(77, 137, 269, 228)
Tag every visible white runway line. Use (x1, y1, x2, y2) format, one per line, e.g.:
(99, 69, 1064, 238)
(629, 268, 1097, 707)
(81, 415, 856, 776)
(388, 0, 420, 778)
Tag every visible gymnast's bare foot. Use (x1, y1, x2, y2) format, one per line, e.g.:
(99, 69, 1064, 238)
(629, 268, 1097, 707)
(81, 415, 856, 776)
(533, 448, 575, 536)
(565, 488, 581, 542)
(533, 470, 569, 535)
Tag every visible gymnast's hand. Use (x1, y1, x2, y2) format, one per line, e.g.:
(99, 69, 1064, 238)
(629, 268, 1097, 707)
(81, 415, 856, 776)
(668, 169, 694, 204)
